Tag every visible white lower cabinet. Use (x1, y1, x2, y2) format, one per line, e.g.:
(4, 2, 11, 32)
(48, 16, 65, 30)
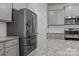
(0, 43, 4, 56)
(5, 45, 19, 56)
(0, 50, 4, 56)
(0, 43, 4, 50)
(0, 39, 19, 56)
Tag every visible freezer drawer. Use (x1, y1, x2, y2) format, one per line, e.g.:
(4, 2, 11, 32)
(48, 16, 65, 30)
(19, 45, 31, 56)
(23, 46, 31, 56)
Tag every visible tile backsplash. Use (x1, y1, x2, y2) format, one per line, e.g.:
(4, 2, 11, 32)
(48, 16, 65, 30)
(0, 22, 6, 36)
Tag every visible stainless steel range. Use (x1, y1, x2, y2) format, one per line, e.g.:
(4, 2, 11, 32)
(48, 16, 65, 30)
(65, 16, 79, 40)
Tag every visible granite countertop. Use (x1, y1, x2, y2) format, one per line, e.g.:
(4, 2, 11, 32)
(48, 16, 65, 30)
(0, 36, 19, 43)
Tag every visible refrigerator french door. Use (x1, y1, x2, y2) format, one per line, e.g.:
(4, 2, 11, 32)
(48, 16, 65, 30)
(7, 8, 37, 56)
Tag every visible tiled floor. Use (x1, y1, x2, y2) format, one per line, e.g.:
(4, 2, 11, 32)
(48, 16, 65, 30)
(28, 39, 79, 56)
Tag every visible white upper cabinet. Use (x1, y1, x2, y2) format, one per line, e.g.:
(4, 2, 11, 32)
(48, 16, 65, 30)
(48, 9, 64, 25)
(0, 3, 12, 22)
(65, 6, 79, 16)
(48, 11, 57, 25)
(56, 9, 64, 25)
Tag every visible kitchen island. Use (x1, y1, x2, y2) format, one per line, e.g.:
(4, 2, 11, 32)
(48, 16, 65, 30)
(0, 36, 19, 56)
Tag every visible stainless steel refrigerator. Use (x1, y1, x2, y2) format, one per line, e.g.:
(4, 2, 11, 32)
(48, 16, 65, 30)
(7, 8, 37, 56)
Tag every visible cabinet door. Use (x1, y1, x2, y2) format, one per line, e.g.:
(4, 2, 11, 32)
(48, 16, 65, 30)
(56, 9, 64, 25)
(0, 43, 5, 56)
(0, 3, 12, 22)
(5, 45, 19, 56)
(48, 10, 64, 25)
(0, 43, 4, 50)
(48, 11, 57, 25)
(0, 50, 4, 56)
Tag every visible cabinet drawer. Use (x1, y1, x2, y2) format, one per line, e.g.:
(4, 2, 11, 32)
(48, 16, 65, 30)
(5, 39, 19, 48)
(0, 50, 4, 56)
(0, 43, 4, 50)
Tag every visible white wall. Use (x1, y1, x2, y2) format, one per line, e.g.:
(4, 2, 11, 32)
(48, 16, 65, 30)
(28, 3, 48, 55)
